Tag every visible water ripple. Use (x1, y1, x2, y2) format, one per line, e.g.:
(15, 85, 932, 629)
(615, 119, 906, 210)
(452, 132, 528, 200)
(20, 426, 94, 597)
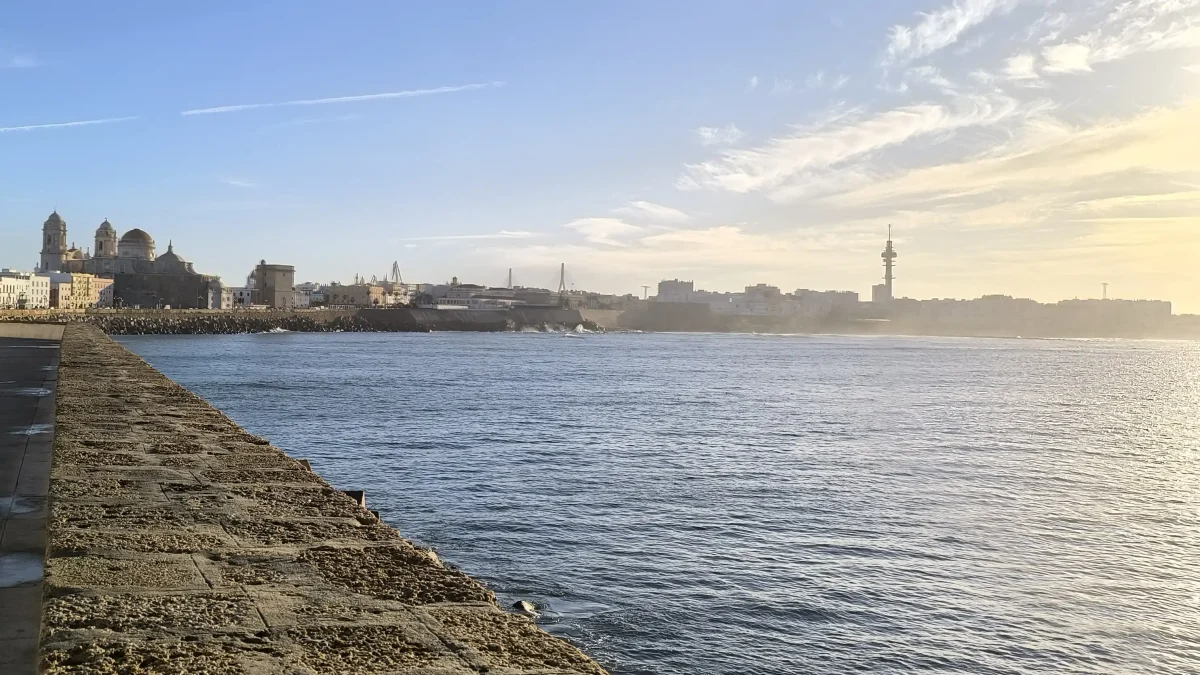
(119, 332, 1200, 675)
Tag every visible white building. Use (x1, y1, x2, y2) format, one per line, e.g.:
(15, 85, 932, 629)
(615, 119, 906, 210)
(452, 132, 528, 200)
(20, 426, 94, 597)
(231, 270, 256, 307)
(293, 281, 319, 308)
(231, 287, 255, 307)
(0, 269, 52, 309)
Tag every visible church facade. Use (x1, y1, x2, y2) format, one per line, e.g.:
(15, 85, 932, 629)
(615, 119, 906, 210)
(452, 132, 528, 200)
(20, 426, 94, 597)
(37, 211, 224, 309)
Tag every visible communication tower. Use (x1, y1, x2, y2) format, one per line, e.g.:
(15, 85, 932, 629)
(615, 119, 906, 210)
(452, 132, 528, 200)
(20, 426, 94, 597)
(880, 225, 897, 301)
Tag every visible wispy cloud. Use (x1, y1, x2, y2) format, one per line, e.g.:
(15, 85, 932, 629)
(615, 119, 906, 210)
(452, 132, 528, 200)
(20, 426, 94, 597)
(221, 177, 257, 189)
(680, 94, 1024, 199)
(1039, 0, 1200, 74)
(1041, 43, 1092, 73)
(565, 218, 643, 246)
(181, 81, 505, 116)
(822, 101, 1200, 216)
(746, 75, 759, 92)
(1003, 52, 1041, 81)
(770, 78, 795, 95)
(693, 124, 744, 146)
(0, 116, 139, 133)
(884, 0, 1023, 65)
(907, 65, 955, 91)
(395, 230, 533, 242)
(612, 201, 690, 223)
(2, 55, 40, 69)
(833, 74, 851, 90)
(1186, 64, 1200, 74)
(805, 71, 826, 90)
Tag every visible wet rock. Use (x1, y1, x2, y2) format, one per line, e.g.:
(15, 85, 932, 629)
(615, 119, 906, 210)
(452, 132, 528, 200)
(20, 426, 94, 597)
(513, 600, 539, 616)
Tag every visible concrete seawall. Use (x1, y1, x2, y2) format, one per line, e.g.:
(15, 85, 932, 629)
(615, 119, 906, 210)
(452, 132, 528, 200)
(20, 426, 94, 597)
(41, 324, 607, 673)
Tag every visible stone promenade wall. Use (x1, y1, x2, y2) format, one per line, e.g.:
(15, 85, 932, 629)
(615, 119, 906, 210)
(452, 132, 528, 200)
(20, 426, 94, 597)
(43, 324, 607, 674)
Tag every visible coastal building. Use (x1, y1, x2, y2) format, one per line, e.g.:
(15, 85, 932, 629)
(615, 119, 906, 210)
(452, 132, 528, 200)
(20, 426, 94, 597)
(0, 269, 52, 309)
(791, 289, 859, 318)
(657, 279, 695, 303)
(295, 281, 321, 308)
(253, 261, 296, 309)
(98, 281, 114, 308)
(49, 273, 113, 309)
(324, 283, 384, 308)
(512, 287, 556, 306)
(35, 212, 224, 309)
(231, 287, 256, 307)
(214, 285, 234, 309)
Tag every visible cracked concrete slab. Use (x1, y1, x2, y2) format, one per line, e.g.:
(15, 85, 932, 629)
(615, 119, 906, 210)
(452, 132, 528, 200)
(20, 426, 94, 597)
(41, 325, 608, 674)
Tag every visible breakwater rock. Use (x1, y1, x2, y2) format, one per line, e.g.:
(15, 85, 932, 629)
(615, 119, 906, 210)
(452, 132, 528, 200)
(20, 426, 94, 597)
(93, 312, 375, 335)
(0, 307, 609, 335)
(43, 323, 608, 673)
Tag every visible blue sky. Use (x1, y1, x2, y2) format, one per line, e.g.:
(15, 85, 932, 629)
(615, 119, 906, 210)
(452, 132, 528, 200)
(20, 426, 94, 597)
(3, 1, 1199, 308)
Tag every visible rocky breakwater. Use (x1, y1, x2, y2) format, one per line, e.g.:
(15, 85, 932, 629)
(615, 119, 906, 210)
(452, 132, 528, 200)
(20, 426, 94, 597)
(43, 323, 608, 674)
(90, 310, 371, 335)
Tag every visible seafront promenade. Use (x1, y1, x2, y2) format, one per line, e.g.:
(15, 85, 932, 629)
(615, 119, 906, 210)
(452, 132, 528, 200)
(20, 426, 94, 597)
(1, 323, 606, 674)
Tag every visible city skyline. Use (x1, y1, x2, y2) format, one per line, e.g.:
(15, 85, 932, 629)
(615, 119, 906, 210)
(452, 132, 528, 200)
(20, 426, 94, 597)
(2, 2, 1199, 309)
(4, 208, 1177, 311)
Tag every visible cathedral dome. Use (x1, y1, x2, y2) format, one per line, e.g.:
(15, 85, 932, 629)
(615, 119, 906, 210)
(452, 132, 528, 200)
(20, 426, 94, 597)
(155, 242, 184, 264)
(44, 211, 64, 227)
(97, 219, 115, 234)
(118, 228, 156, 260)
(120, 228, 154, 246)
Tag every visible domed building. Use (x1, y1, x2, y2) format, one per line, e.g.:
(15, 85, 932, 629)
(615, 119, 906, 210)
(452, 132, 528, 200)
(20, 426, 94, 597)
(39, 211, 225, 309)
(118, 228, 155, 260)
(153, 242, 196, 274)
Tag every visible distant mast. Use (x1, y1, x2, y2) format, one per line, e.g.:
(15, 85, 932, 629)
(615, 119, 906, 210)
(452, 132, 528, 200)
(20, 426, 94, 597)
(881, 225, 897, 302)
(557, 262, 567, 308)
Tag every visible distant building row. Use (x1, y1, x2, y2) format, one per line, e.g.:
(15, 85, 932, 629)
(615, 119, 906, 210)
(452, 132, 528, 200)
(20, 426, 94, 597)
(657, 279, 860, 319)
(654, 279, 1173, 329)
(0, 269, 114, 310)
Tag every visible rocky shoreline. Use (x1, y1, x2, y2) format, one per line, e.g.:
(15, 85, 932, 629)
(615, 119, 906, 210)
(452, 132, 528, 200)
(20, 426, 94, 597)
(0, 308, 604, 335)
(43, 323, 608, 673)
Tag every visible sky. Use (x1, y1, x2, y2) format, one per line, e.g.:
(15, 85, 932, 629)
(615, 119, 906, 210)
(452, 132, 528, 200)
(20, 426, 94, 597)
(2, 1, 1199, 309)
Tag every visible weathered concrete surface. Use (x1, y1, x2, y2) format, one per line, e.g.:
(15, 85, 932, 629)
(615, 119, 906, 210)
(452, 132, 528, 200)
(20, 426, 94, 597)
(0, 323, 65, 341)
(43, 324, 607, 674)
(0, 333, 59, 675)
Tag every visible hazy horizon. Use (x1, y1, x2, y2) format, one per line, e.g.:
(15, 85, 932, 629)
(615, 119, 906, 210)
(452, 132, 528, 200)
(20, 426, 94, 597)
(2, 2, 1198, 309)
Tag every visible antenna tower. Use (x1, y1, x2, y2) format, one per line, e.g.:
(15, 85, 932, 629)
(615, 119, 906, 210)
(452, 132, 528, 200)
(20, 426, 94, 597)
(390, 261, 403, 285)
(880, 224, 897, 302)
(1102, 282, 1109, 300)
(641, 285, 650, 300)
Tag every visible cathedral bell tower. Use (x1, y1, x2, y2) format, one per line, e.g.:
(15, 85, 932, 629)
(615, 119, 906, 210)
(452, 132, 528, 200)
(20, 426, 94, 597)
(95, 219, 118, 259)
(39, 211, 67, 272)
